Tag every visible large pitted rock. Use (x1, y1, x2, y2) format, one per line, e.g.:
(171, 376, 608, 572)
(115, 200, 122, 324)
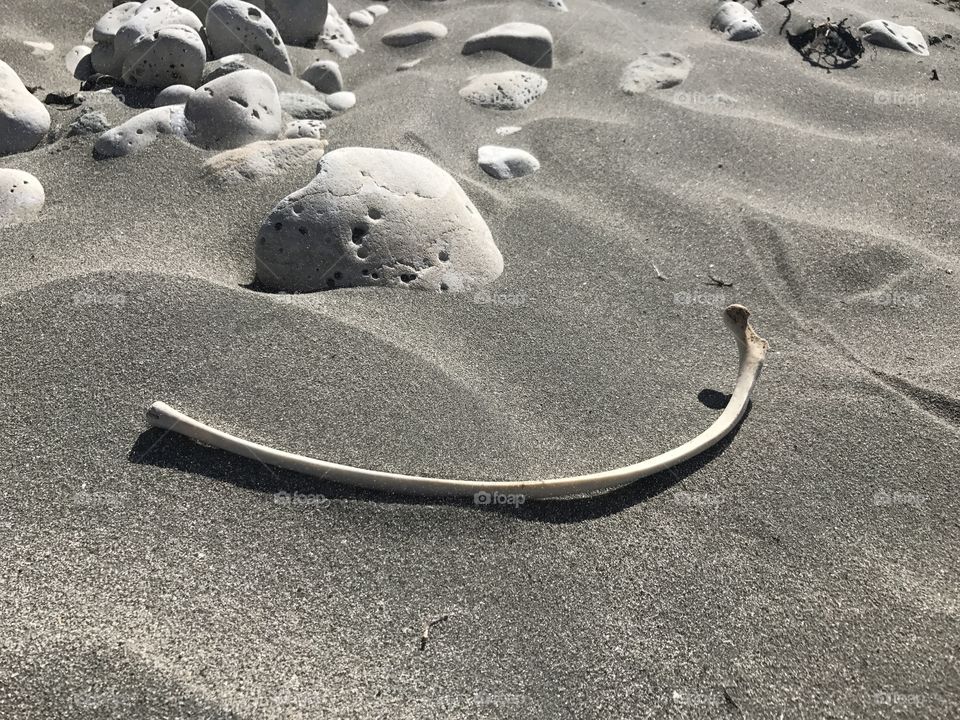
(459, 71, 548, 110)
(710, 1, 762, 41)
(620, 52, 692, 94)
(184, 69, 282, 149)
(462, 22, 554, 68)
(0, 169, 45, 227)
(255, 147, 504, 293)
(121, 24, 207, 88)
(206, 0, 294, 74)
(320, 4, 361, 57)
(0, 61, 51, 156)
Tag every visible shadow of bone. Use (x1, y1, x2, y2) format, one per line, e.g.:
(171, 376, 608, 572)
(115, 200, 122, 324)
(127, 395, 751, 523)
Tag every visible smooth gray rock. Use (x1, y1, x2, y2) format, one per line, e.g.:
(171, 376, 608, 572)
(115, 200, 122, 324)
(459, 71, 547, 110)
(283, 118, 325, 138)
(0, 169, 44, 227)
(154, 84, 195, 106)
(121, 25, 207, 88)
(620, 52, 691, 94)
(0, 61, 51, 156)
(326, 91, 355, 112)
(92, 2, 141, 43)
(280, 92, 333, 119)
(301, 60, 342, 93)
(710, 1, 762, 41)
(201, 138, 327, 185)
(92, 0, 204, 78)
(462, 22, 554, 68)
(348, 10, 374, 28)
(320, 4, 361, 57)
(477, 145, 540, 179)
(255, 0, 329, 45)
(255, 147, 503, 293)
(381, 21, 448, 47)
(65, 45, 95, 81)
(206, 0, 294, 74)
(366, 4, 388, 18)
(859, 20, 929, 56)
(94, 105, 188, 158)
(184, 69, 282, 149)
(201, 54, 252, 83)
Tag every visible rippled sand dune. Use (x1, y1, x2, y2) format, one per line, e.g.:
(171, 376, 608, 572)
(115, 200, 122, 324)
(2, 1, 959, 718)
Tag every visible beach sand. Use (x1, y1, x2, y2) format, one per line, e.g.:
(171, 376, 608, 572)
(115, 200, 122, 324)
(1, 0, 959, 717)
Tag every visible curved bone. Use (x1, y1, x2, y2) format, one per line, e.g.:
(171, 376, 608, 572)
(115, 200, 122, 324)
(145, 304, 768, 500)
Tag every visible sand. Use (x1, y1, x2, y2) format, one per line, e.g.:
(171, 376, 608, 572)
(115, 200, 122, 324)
(1, 0, 959, 718)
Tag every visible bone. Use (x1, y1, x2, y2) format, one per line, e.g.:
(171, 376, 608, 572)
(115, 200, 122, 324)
(146, 305, 768, 500)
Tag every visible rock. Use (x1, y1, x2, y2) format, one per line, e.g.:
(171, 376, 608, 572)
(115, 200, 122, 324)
(459, 71, 547, 110)
(348, 10, 374, 28)
(65, 45, 95, 81)
(326, 91, 355, 112)
(462, 22, 554, 69)
(24, 40, 55, 55)
(381, 21, 448, 47)
(184, 69, 282, 149)
(541, 0, 568, 11)
(710, 1, 762, 41)
(202, 54, 252, 83)
(283, 118, 325, 138)
(121, 25, 208, 88)
(201, 137, 327, 185)
(255, 147, 503, 293)
(320, 4, 362, 57)
(396, 58, 422, 71)
(206, 0, 294, 74)
(496, 125, 521, 136)
(93, 105, 188, 158)
(66, 110, 111, 137)
(859, 20, 929, 56)
(478, 145, 540, 179)
(301, 60, 343, 93)
(620, 52, 691, 94)
(0, 169, 44, 228)
(280, 91, 333, 119)
(367, 4, 388, 17)
(92, 2, 141, 43)
(154, 84, 195, 106)
(92, 0, 204, 78)
(257, 0, 329, 45)
(0, 61, 51, 156)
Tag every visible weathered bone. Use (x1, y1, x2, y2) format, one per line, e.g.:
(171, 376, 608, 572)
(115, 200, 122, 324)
(145, 304, 768, 499)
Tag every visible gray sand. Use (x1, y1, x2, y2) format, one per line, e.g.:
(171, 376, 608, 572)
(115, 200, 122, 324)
(2, 0, 960, 718)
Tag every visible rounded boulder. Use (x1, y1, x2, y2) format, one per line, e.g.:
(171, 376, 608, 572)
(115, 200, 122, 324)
(255, 147, 504, 293)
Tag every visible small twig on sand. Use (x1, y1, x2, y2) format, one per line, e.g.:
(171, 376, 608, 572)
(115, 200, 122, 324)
(706, 264, 734, 287)
(652, 262, 668, 281)
(419, 613, 449, 651)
